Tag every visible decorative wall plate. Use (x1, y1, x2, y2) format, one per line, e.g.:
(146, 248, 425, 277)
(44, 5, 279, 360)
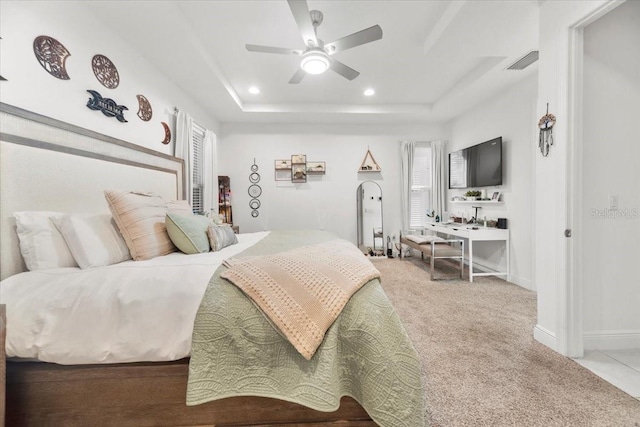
(248, 184, 262, 198)
(161, 122, 171, 145)
(249, 172, 260, 183)
(92, 54, 119, 89)
(33, 35, 71, 80)
(251, 164, 259, 172)
(249, 199, 261, 210)
(251, 210, 259, 218)
(136, 94, 152, 121)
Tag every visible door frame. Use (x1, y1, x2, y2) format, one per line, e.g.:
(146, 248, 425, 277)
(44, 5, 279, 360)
(565, 0, 626, 358)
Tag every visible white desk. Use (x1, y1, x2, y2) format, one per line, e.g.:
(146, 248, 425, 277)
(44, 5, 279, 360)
(424, 223, 509, 283)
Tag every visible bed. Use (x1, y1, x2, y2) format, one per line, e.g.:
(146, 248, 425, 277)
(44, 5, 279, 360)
(0, 103, 425, 426)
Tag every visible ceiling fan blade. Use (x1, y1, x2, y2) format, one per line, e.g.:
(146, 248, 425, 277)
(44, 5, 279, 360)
(329, 58, 360, 81)
(246, 44, 302, 55)
(288, 67, 306, 84)
(325, 25, 383, 54)
(287, 0, 318, 47)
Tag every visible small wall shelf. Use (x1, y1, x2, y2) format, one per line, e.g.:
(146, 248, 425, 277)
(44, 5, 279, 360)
(450, 200, 504, 205)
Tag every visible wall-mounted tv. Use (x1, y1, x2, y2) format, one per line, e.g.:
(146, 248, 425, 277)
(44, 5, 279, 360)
(448, 137, 502, 189)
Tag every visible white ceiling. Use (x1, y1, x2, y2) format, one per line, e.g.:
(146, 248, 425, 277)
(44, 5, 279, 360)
(85, 0, 540, 125)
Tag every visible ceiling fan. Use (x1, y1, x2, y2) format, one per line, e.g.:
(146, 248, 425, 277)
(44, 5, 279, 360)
(246, 0, 383, 84)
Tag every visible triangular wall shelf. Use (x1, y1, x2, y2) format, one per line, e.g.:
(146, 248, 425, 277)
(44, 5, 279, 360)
(358, 149, 381, 172)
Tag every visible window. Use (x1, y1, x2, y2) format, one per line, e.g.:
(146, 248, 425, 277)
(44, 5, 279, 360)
(191, 123, 205, 214)
(410, 143, 432, 228)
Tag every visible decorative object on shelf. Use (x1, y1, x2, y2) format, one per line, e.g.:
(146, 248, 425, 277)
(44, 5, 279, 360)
(291, 154, 307, 183)
(91, 54, 120, 89)
(161, 122, 171, 144)
(358, 148, 381, 172)
(274, 159, 291, 170)
(248, 159, 261, 217)
(491, 191, 502, 201)
(464, 190, 481, 201)
(136, 94, 152, 121)
(218, 176, 233, 224)
(33, 35, 71, 80)
(86, 90, 128, 122)
(307, 161, 326, 174)
(538, 103, 556, 157)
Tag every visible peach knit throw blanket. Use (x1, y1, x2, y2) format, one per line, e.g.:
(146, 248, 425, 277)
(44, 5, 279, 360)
(220, 239, 381, 360)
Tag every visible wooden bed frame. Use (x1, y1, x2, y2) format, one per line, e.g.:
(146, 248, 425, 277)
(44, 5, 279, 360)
(0, 104, 375, 426)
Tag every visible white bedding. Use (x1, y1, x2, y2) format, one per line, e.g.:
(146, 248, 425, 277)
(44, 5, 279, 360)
(0, 231, 269, 365)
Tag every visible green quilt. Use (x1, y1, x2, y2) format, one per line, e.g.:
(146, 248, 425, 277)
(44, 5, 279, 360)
(187, 230, 427, 427)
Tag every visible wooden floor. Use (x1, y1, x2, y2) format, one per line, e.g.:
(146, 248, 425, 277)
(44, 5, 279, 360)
(6, 358, 376, 427)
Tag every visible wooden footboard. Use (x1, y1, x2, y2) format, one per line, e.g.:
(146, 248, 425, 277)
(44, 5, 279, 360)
(6, 359, 375, 427)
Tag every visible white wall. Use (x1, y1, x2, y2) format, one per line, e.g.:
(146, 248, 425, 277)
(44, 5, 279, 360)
(534, 0, 610, 356)
(581, 0, 640, 350)
(0, 1, 219, 153)
(218, 123, 445, 246)
(445, 75, 537, 290)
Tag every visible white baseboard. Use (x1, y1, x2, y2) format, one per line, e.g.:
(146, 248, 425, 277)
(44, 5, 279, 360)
(534, 324, 557, 351)
(583, 330, 640, 350)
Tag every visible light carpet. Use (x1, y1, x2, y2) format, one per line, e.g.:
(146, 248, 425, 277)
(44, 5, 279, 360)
(374, 257, 640, 427)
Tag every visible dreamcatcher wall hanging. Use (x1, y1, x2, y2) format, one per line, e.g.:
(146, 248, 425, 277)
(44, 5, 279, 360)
(538, 103, 556, 157)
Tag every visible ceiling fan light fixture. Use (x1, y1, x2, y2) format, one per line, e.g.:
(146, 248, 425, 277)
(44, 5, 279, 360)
(300, 51, 330, 75)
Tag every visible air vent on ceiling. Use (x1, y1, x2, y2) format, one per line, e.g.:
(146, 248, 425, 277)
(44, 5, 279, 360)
(507, 50, 539, 70)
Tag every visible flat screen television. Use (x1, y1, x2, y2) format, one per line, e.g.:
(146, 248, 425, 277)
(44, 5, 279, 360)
(448, 137, 502, 189)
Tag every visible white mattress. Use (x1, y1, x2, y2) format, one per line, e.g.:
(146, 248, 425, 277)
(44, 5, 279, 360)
(0, 231, 269, 365)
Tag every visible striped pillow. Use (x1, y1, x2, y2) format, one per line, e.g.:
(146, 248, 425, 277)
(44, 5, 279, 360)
(104, 190, 192, 261)
(207, 224, 238, 252)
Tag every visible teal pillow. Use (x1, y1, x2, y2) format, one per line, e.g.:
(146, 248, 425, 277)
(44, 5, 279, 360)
(165, 213, 211, 254)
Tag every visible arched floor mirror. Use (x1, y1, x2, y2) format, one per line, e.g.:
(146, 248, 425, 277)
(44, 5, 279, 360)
(356, 181, 383, 253)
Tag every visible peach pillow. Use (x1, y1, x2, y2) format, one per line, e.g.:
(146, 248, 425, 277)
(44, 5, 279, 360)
(104, 190, 192, 261)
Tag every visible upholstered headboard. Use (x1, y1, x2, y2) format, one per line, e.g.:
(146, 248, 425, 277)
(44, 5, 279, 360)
(0, 103, 185, 280)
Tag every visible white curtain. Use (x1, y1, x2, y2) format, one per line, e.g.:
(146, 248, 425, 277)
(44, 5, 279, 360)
(400, 140, 415, 231)
(175, 110, 194, 204)
(431, 140, 446, 220)
(203, 129, 218, 216)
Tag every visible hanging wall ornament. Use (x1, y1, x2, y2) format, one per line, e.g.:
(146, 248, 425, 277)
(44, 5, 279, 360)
(538, 103, 556, 157)
(92, 54, 119, 89)
(161, 122, 171, 145)
(33, 35, 71, 80)
(248, 159, 261, 218)
(136, 94, 152, 121)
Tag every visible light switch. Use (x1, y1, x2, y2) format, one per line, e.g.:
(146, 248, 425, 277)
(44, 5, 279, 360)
(609, 195, 618, 210)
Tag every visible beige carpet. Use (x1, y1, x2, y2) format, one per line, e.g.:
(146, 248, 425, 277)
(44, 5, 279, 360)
(374, 257, 640, 427)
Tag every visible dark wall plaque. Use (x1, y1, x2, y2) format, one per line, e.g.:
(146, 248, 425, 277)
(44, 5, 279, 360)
(33, 35, 71, 80)
(86, 89, 128, 122)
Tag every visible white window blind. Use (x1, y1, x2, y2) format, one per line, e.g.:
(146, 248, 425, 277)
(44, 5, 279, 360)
(410, 144, 432, 228)
(191, 123, 205, 214)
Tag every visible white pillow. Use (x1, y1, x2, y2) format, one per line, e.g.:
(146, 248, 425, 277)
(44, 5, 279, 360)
(51, 214, 132, 269)
(13, 211, 78, 271)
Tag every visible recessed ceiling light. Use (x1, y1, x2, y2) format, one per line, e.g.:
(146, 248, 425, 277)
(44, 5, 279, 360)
(248, 86, 260, 94)
(364, 88, 375, 96)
